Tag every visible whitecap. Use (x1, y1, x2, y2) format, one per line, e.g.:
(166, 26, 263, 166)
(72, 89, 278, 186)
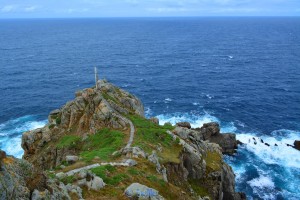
(236, 130, 300, 169)
(247, 174, 276, 200)
(0, 116, 47, 158)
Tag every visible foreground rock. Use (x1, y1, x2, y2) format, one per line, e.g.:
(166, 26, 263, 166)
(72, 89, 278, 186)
(22, 80, 144, 170)
(0, 150, 70, 200)
(124, 183, 165, 200)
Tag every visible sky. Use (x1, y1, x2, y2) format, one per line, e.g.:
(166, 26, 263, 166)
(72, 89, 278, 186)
(0, 0, 299, 18)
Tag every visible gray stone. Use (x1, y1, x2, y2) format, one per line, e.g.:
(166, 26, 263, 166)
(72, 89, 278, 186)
(124, 183, 165, 200)
(176, 122, 191, 129)
(66, 155, 79, 163)
(56, 172, 66, 179)
(124, 159, 137, 166)
(86, 176, 105, 190)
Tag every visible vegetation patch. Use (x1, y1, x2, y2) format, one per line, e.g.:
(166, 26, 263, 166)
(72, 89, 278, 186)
(129, 114, 181, 162)
(80, 128, 125, 162)
(189, 180, 211, 199)
(56, 135, 81, 149)
(91, 165, 128, 186)
(204, 151, 222, 174)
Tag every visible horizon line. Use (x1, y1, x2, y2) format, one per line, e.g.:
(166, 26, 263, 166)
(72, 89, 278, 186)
(0, 15, 299, 20)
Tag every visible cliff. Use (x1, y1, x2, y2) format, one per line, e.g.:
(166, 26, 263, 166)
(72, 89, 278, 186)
(10, 80, 245, 199)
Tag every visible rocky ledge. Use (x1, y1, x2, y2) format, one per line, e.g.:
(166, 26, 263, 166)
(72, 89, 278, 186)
(1, 80, 246, 200)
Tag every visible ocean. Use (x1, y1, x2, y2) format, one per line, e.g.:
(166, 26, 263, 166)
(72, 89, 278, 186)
(0, 17, 299, 199)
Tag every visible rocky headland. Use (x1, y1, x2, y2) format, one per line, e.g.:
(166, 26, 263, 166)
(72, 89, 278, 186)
(1, 80, 245, 200)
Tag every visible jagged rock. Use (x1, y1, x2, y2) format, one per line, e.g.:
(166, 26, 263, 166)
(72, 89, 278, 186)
(0, 150, 70, 200)
(86, 176, 106, 190)
(66, 184, 83, 199)
(77, 169, 88, 179)
(122, 146, 147, 158)
(176, 122, 191, 129)
(66, 155, 79, 164)
(148, 151, 161, 172)
(207, 133, 238, 154)
(294, 140, 300, 151)
(200, 122, 220, 139)
(124, 183, 165, 200)
(173, 127, 203, 140)
(150, 117, 159, 125)
(165, 129, 245, 199)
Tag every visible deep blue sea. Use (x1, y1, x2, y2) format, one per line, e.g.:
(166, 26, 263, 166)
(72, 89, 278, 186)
(0, 17, 299, 199)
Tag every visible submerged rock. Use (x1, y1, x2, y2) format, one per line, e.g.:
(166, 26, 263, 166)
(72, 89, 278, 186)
(294, 140, 300, 151)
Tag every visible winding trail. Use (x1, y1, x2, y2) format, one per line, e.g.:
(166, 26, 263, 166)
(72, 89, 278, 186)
(63, 112, 136, 177)
(112, 113, 135, 148)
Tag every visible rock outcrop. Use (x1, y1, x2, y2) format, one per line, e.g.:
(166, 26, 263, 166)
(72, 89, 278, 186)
(22, 80, 144, 170)
(179, 122, 239, 155)
(0, 150, 70, 200)
(294, 140, 300, 151)
(166, 125, 245, 200)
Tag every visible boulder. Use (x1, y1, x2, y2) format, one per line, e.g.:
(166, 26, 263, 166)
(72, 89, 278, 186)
(124, 183, 165, 200)
(176, 122, 191, 129)
(66, 155, 79, 164)
(200, 122, 220, 139)
(208, 133, 238, 154)
(86, 176, 106, 190)
(294, 140, 300, 151)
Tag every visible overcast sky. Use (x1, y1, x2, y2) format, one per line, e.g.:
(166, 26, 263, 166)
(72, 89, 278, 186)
(0, 0, 299, 18)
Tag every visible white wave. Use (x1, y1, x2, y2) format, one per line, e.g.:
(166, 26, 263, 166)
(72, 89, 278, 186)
(155, 112, 237, 134)
(192, 102, 200, 106)
(247, 174, 276, 200)
(164, 98, 172, 103)
(237, 130, 300, 168)
(2, 136, 24, 158)
(0, 116, 47, 158)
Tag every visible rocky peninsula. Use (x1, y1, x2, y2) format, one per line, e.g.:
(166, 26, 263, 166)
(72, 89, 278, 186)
(1, 80, 246, 200)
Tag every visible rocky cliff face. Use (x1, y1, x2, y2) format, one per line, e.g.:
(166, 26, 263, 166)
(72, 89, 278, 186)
(166, 125, 245, 200)
(0, 150, 71, 200)
(22, 80, 144, 170)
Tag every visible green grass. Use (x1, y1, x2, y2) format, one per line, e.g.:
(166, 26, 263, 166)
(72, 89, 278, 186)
(189, 180, 210, 199)
(62, 175, 75, 184)
(91, 165, 128, 186)
(55, 117, 61, 125)
(102, 92, 118, 104)
(127, 168, 140, 175)
(80, 128, 125, 162)
(49, 124, 55, 129)
(129, 115, 175, 153)
(204, 151, 222, 174)
(56, 135, 81, 149)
